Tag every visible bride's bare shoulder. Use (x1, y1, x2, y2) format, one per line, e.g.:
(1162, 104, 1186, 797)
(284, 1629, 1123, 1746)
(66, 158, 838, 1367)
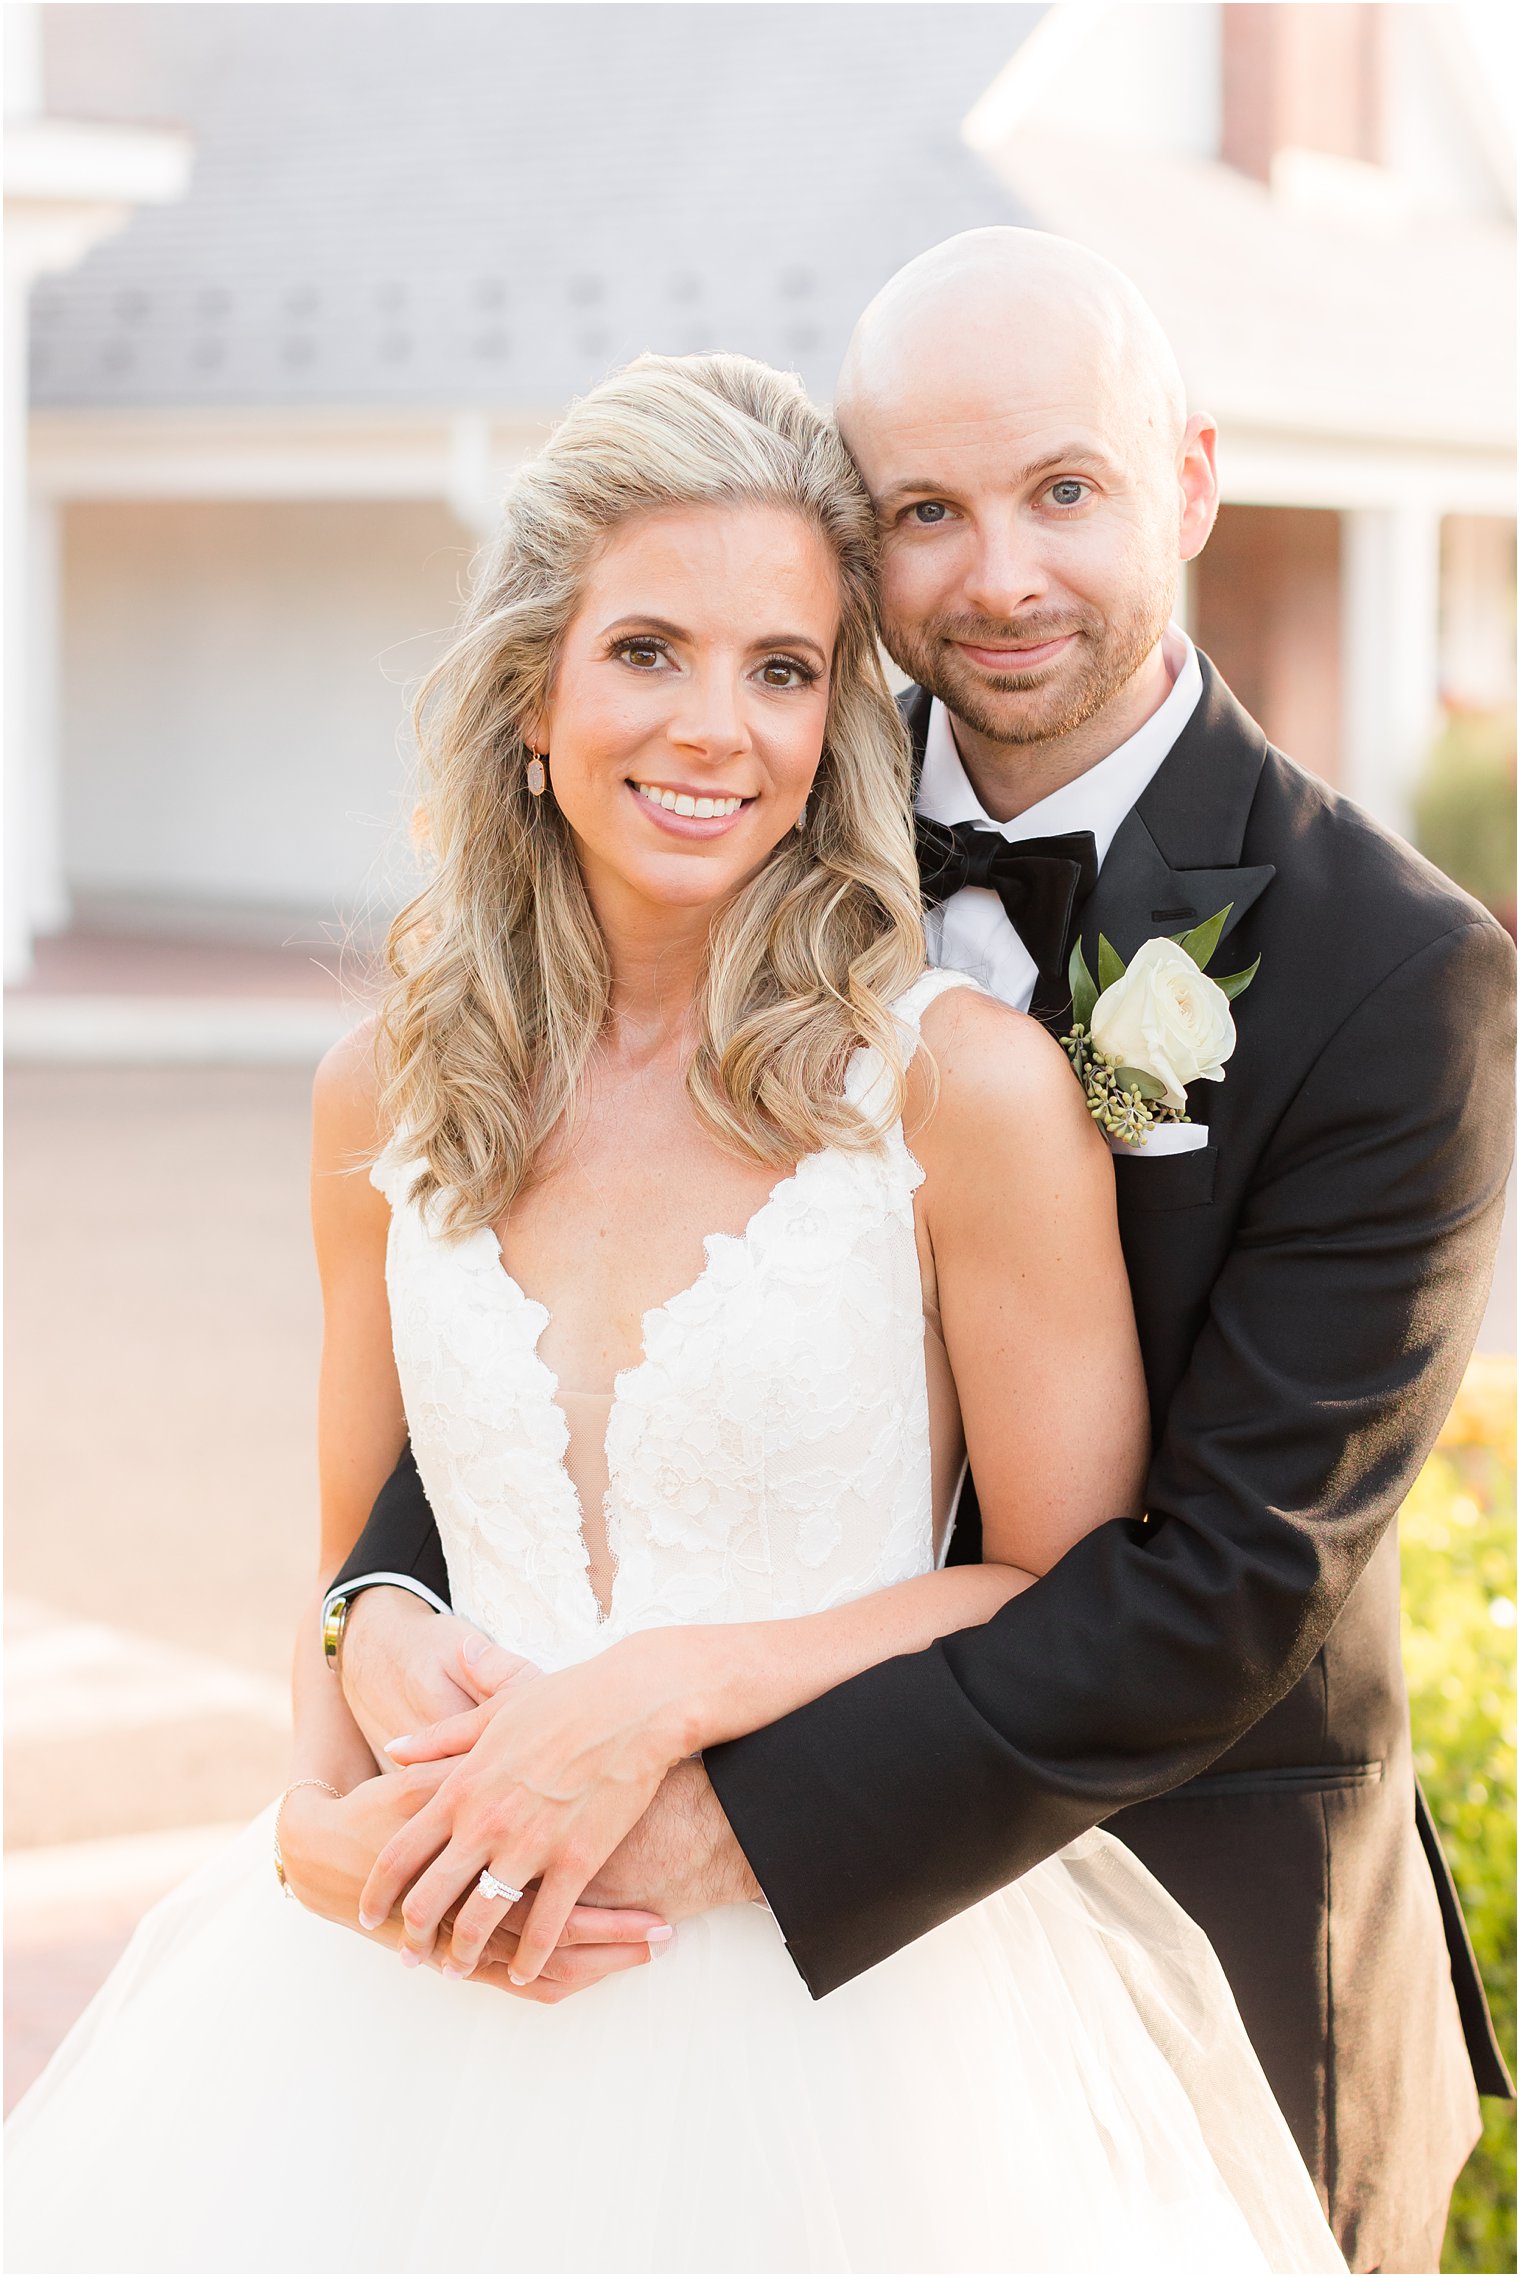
(313, 1013, 389, 1170)
(906, 982, 1108, 1199)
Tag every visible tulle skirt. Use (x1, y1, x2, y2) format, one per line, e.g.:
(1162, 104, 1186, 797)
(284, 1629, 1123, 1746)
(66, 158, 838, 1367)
(5, 1808, 1343, 2274)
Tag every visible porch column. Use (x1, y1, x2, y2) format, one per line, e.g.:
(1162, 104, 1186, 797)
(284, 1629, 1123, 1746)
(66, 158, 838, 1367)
(1340, 505, 1444, 841)
(3, 262, 36, 978)
(3, 18, 191, 978)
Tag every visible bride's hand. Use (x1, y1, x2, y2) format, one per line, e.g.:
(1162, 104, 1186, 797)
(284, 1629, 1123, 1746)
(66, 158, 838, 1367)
(279, 1764, 452, 1933)
(358, 1627, 704, 1984)
(281, 1770, 671, 1991)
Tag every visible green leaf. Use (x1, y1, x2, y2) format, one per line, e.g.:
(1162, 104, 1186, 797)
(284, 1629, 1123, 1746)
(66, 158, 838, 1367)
(1212, 955, 1261, 1002)
(1068, 940, 1098, 1031)
(1177, 903, 1233, 971)
(1097, 934, 1125, 995)
(1115, 1064, 1167, 1103)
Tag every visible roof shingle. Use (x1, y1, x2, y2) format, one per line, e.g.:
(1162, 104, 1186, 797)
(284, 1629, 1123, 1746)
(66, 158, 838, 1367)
(33, 2, 1039, 409)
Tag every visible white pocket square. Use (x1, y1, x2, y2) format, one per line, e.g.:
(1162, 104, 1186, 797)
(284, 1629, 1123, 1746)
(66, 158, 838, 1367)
(1108, 1123, 1211, 1159)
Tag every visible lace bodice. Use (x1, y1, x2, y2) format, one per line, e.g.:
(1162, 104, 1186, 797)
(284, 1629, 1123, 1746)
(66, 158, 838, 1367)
(372, 970, 979, 1672)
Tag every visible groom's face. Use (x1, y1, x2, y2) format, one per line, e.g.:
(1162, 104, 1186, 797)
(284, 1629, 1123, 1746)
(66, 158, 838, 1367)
(843, 328, 1200, 748)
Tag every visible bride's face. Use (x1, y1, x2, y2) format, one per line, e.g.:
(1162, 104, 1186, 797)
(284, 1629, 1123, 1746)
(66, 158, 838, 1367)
(534, 501, 839, 917)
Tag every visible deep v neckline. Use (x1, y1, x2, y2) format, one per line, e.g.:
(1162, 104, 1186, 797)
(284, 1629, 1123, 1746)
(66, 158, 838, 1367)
(481, 1149, 821, 1630)
(376, 968, 970, 1657)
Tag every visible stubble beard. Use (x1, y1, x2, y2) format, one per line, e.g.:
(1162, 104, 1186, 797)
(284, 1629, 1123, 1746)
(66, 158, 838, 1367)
(884, 588, 1175, 752)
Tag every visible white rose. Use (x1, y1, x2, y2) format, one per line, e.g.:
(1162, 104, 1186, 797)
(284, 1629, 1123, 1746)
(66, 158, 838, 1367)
(1089, 936, 1237, 1112)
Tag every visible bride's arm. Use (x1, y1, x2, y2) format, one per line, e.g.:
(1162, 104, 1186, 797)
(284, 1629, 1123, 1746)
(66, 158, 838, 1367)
(656, 989, 1149, 1747)
(292, 1022, 410, 1795)
(375, 993, 1147, 1980)
(278, 1030, 485, 1915)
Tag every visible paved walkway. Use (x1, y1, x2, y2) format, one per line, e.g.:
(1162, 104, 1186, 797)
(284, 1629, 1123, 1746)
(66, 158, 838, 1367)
(4, 1062, 317, 2108)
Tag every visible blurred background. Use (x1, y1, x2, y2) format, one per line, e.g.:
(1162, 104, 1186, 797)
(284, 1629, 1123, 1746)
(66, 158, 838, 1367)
(4, 4, 1514, 2264)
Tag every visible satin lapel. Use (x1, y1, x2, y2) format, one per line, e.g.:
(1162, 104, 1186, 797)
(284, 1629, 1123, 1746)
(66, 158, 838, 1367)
(1062, 820, 1276, 1035)
(1052, 657, 1279, 1040)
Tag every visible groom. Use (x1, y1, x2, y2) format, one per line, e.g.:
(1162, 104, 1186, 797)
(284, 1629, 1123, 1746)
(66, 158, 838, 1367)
(325, 232, 1513, 2271)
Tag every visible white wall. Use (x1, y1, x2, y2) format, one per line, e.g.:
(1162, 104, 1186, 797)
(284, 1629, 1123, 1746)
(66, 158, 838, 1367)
(60, 498, 475, 922)
(1384, 7, 1514, 222)
(964, 2, 1222, 164)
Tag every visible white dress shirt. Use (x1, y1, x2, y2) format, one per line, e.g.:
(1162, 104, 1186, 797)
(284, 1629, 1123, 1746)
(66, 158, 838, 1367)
(918, 625, 1203, 1013)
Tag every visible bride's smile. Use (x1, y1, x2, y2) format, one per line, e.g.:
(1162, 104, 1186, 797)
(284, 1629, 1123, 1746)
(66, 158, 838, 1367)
(533, 499, 838, 919)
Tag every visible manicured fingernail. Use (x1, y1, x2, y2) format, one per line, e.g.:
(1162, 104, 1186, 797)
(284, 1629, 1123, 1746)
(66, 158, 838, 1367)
(647, 1924, 674, 1943)
(383, 1737, 412, 1757)
(358, 1909, 380, 1930)
(508, 1971, 527, 1986)
(442, 1965, 463, 1980)
(462, 1635, 487, 1665)
(399, 1945, 423, 1969)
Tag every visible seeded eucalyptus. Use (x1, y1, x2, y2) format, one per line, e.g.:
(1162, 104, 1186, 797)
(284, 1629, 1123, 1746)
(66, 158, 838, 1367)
(1061, 1023, 1189, 1145)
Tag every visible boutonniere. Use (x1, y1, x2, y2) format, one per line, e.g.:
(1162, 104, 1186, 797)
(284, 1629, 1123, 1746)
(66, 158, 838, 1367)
(1060, 906, 1259, 1148)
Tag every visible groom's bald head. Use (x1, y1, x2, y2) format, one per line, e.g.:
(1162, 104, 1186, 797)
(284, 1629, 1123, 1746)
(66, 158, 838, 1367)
(834, 229, 1215, 772)
(837, 228, 1187, 472)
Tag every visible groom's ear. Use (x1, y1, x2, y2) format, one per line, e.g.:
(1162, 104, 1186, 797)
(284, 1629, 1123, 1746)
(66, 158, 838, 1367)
(1178, 414, 1220, 563)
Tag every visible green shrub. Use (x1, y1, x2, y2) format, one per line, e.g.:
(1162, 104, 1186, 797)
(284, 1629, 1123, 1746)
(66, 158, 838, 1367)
(1412, 711, 1517, 928)
(1402, 1358, 1517, 2272)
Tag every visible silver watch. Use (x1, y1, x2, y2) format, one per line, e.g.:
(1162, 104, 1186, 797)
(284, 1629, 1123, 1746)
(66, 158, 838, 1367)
(320, 1572, 450, 1671)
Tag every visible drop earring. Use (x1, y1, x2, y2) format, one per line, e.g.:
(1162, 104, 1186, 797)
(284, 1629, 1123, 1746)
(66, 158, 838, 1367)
(526, 751, 547, 798)
(795, 796, 809, 831)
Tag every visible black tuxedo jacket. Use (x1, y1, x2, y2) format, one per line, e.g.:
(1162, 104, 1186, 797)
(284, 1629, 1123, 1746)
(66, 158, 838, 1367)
(337, 659, 1513, 2268)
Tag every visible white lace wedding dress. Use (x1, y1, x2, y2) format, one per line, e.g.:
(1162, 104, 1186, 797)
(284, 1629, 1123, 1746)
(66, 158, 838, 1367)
(6, 972, 1343, 2275)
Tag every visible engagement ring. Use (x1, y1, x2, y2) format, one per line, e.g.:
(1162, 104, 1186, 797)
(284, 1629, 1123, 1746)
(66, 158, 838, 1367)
(478, 1870, 524, 1905)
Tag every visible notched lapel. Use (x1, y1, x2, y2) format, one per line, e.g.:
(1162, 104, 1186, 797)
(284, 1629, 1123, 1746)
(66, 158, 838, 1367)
(1078, 813, 1276, 978)
(1068, 658, 1279, 1016)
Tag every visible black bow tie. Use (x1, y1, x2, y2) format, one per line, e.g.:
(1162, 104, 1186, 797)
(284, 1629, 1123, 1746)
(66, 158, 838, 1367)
(915, 817, 1100, 985)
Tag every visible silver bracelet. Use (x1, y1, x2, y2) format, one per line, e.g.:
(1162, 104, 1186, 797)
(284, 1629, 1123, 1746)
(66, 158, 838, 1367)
(272, 1777, 341, 1898)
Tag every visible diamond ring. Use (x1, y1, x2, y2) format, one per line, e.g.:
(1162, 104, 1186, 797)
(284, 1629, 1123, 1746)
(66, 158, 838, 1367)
(478, 1869, 525, 1906)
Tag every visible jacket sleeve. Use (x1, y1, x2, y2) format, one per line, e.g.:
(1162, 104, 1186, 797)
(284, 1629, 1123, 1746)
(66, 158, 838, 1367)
(703, 916, 1516, 1997)
(330, 1440, 453, 1603)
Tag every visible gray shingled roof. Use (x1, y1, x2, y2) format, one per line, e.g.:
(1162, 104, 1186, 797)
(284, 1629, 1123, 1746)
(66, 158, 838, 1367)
(33, 2, 1040, 410)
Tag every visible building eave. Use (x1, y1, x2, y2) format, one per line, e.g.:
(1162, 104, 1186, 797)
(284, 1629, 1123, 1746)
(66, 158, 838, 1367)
(4, 117, 193, 207)
(27, 404, 562, 529)
(30, 399, 1516, 523)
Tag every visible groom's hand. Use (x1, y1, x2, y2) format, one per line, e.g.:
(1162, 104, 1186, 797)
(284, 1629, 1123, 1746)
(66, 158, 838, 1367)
(460, 1761, 761, 2006)
(585, 1756, 762, 1919)
(340, 1588, 499, 1765)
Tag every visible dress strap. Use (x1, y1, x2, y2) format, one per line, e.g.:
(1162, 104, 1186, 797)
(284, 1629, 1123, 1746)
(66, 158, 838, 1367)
(369, 1134, 423, 1210)
(845, 969, 986, 1120)
(888, 966, 987, 1041)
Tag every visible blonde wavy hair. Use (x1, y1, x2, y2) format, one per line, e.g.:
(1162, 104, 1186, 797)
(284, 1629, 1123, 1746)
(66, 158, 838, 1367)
(379, 351, 926, 1234)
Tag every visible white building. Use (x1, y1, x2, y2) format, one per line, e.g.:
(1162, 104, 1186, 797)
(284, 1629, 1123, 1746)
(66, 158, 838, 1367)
(8, 1, 1515, 985)
(4, 0, 190, 979)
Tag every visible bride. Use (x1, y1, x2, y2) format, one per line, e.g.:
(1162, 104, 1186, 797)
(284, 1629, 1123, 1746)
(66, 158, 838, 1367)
(6, 353, 1343, 2275)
